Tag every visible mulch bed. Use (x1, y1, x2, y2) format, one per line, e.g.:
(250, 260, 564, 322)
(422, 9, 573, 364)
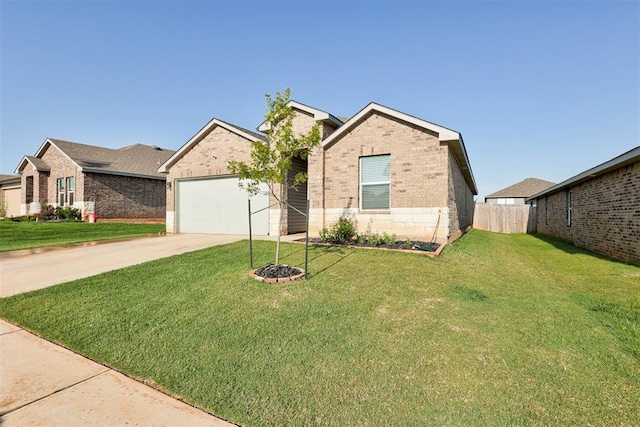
(299, 238, 440, 252)
(254, 264, 303, 279)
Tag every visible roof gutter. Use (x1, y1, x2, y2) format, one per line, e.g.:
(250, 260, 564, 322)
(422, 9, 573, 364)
(526, 145, 640, 202)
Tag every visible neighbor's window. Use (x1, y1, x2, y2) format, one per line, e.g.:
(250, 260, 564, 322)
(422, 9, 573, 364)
(360, 155, 390, 210)
(57, 178, 65, 206)
(544, 196, 548, 225)
(66, 177, 75, 206)
(566, 190, 572, 227)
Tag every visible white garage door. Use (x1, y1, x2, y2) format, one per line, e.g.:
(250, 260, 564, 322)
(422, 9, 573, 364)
(176, 176, 269, 235)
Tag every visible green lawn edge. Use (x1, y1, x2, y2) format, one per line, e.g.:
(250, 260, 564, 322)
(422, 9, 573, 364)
(1, 230, 639, 425)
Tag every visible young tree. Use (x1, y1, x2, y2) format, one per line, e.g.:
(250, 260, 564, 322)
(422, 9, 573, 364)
(228, 88, 321, 266)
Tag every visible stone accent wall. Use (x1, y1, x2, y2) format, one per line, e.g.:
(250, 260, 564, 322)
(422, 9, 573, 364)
(536, 160, 639, 264)
(84, 173, 166, 219)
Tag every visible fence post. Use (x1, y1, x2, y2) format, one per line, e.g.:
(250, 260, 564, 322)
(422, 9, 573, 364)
(248, 198, 253, 269)
(305, 199, 310, 279)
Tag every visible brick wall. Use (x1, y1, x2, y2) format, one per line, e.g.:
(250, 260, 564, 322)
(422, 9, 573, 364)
(40, 145, 81, 204)
(536, 160, 639, 264)
(448, 149, 474, 240)
(84, 173, 166, 219)
(317, 111, 452, 241)
(165, 125, 256, 232)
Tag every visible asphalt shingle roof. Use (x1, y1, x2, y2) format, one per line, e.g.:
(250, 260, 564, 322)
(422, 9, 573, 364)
(486, 177, 556, 199)
(49, 139, 175, 178)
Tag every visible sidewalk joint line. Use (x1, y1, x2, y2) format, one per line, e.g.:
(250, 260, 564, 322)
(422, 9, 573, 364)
(0, 369, 110, 416)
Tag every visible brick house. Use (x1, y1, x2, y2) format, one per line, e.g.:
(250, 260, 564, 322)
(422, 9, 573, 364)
(526, 146, 639, 264)
(159, 101, 477, 244)
(484, 177, 555, 205)
(15, 138, 175, 219)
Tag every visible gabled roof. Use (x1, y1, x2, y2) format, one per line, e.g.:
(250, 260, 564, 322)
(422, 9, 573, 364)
(15, 138, 174, 180)
(257, 100, 344, 132)
(486, 178, 555, 199)
(322, 102, 478, 194)
(159, 118, 267, 173)
(15, 155, 51, 173)
(526, 145, 640, 201)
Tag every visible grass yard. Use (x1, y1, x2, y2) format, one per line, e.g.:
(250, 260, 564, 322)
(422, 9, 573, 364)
(0, 220, 165, 252)
(1, 230, 639, 425)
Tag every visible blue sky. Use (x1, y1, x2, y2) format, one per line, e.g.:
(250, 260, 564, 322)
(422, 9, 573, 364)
(1, 0, 638, 199)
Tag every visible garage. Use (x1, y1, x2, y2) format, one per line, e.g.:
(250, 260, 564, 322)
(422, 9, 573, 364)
(1, 183, 21, 218)
(176, 176, 269, 235)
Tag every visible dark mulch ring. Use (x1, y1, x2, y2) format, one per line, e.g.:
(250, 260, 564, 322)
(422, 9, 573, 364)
(254, 263, 303, 279)
(298, 238, 440, 252)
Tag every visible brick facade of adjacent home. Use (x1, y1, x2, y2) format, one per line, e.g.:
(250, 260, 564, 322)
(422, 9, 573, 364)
(16, 139, 174, 220)
(83, 173, 167, 219)
(529, 147, 639, 264)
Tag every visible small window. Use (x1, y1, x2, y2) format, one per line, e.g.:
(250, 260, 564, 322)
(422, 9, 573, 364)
(66, 177, 75, 206)
(57, 178, 65, 206)
(544, 196, 548, 225)
(360, 155, 390, 210)
(566, 190, 572, 227)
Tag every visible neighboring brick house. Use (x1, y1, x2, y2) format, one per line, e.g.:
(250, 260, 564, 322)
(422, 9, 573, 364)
(526, 146, 639, 264)
(15, 138, 175, 219)
(159, 101, 478, 245)
(0, 174, 21, 218)
(485, 177, 555, 205)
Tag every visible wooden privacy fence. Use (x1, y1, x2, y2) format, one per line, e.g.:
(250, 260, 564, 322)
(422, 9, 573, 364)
(473, 203, 537, 234)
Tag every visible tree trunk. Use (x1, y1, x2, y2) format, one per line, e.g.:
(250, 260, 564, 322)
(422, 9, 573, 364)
(275, 199, 284, 265)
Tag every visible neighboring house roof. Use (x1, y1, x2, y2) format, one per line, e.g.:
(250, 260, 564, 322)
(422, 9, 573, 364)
(485, 178, 555, 199)
(322, 102, 478, 195)
(0, 174, 21, 186)
(15, 138, 174, 180)
(257, 100, 344, 132)
(526, 145, 640, 201)
(159, 118, 267, 173)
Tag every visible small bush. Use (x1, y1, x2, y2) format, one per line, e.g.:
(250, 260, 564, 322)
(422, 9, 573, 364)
(331, 216, 357, 243)
(382, 232, 396, 246)
(41, 205, 56, 221)
(321, 216, 357, 243)
(367, 233, 384, 246)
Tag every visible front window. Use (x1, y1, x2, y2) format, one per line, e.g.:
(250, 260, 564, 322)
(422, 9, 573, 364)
(57, 178, 65, 206)
(360, 155, 390, 210)
(66, 177, 75, 206)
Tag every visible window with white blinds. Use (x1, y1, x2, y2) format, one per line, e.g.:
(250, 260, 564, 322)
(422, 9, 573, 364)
(360, 155, 390, 210)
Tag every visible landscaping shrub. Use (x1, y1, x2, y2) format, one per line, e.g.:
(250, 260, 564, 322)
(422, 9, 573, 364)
(320, 216, 357, 243)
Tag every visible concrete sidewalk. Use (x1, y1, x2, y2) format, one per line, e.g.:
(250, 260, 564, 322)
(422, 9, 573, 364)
(1, 233, 302, 426)
(0, 320, 233, 426)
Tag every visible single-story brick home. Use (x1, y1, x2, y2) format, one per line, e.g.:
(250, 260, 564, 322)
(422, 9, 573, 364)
(159, 101, 478, 244)
(15, 138, 175, 219)
(0, 174, 21, 218)
(526, 146, 639, 264)
(485, 177, 555, 205)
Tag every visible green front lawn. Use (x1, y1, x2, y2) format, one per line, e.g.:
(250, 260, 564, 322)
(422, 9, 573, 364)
(0, 221, 165, 252)
(1, 230, 639, 425)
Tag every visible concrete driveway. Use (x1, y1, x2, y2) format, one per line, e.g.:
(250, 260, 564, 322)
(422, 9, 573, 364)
(0, 233, 247, 297)
(1, 233, 283, 426)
